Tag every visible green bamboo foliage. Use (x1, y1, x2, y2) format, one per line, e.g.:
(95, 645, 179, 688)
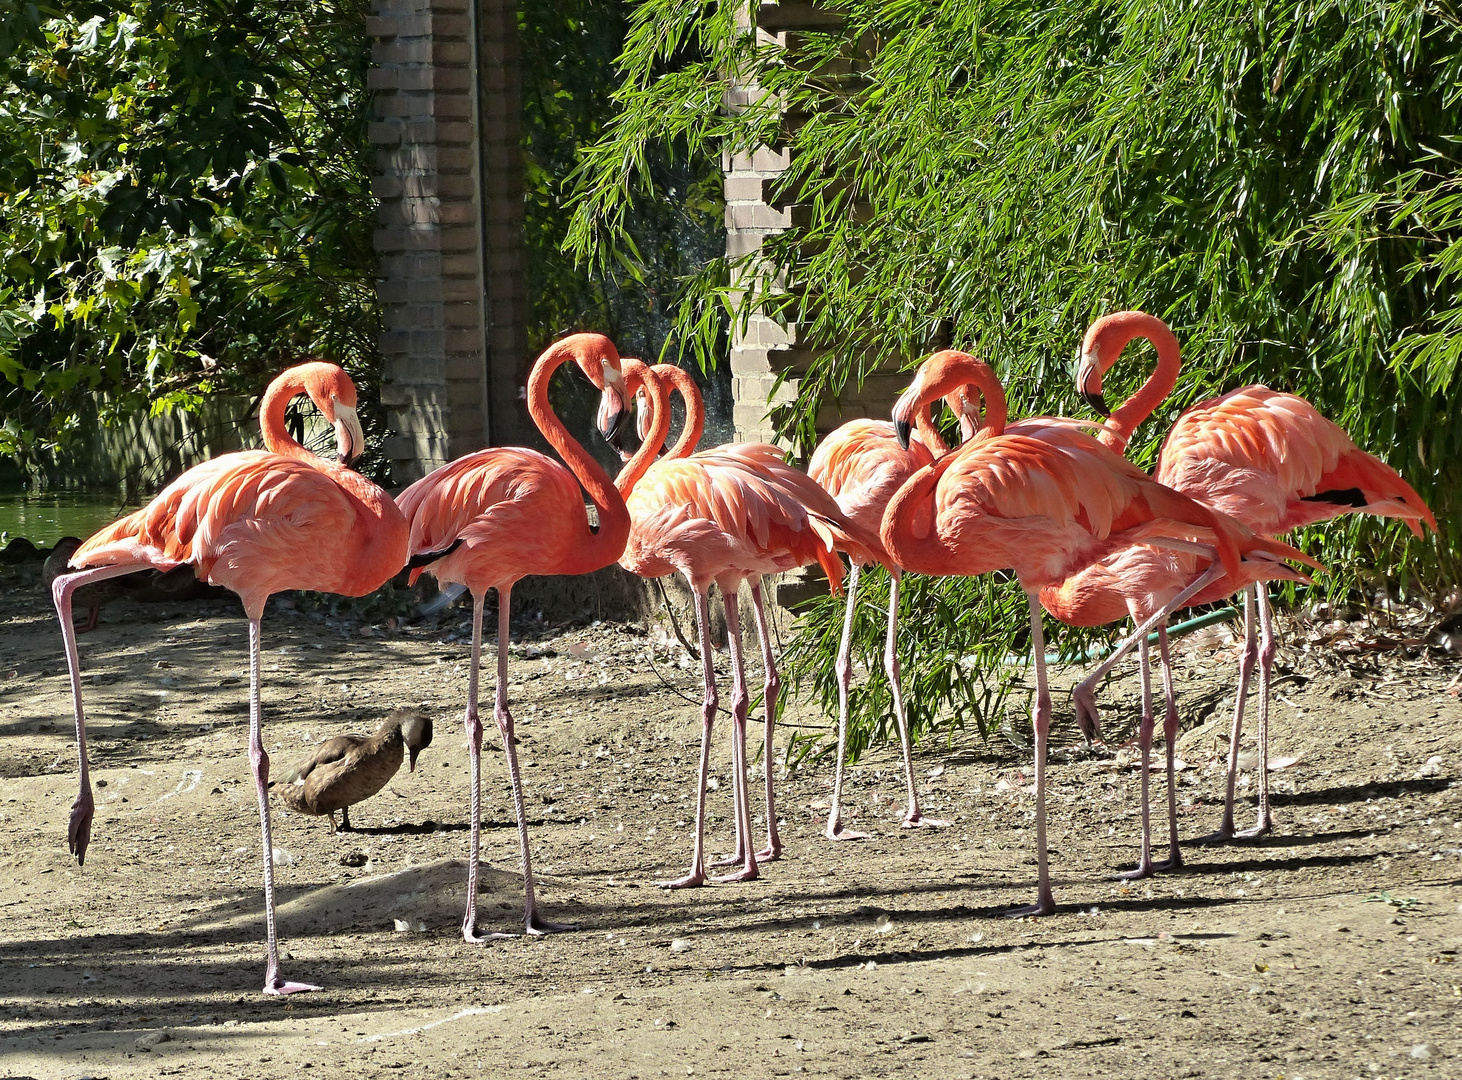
(571, 0, 1459, 748)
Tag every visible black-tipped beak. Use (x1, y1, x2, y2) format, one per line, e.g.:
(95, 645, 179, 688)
(1080, 389, 1111, 418)
(894, 417, 912, 450)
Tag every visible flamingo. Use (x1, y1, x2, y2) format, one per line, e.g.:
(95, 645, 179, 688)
(807, 405, 959, 838)
(882, 351, 1313, 915)
(53, 361, 407, 995)
(395, 333, 667, 939)
(589, 358, 879, 886)
(1071, 311, 1437, 841)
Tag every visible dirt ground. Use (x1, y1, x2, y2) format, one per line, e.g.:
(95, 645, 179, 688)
(1, 556, 1459, 1080)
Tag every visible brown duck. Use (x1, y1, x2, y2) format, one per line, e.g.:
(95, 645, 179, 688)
(277, 709, 433, 832)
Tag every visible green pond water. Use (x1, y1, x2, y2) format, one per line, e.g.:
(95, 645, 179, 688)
(0, 490, 136, 548)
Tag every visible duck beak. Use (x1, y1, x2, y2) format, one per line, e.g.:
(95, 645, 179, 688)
(333, 404, 365, 465)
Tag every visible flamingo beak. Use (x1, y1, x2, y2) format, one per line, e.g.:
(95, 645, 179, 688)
(1077, 356, 1110, 417)
(333, 404, 365, 466)
(597, 386, 629, 449)
(894, 417, 913, 450)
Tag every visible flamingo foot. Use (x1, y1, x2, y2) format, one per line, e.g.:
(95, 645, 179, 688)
(711, 850, 747, 868)
(264, 978, 321, 996)
(1110, 861, 1157, 882)
(1192, 824, 1236, 846)
(1234, 818, 1273, 841)
(657, 870, 707, 890)
(1002, 896, 1056, 919)
(823, 821, 869, 841)
(710, 863, 758, 884)
(68, 789, 95, 864)
(753, 843, 782, 862)
(900, 811, 952, 829)
(1072, 685, 1103, 745)
(464, 926, 516, 943)
(525, 915, 576, 936)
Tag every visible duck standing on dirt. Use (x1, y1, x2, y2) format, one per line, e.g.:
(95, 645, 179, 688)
(278, 708, 433, 832)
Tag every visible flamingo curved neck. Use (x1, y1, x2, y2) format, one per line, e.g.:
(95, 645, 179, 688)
(655, 365, 705, 459)
(527, 340, 631, 572)
(616, 360, 673, 494)
(1099, 314, 1181, 451)
(258, 376, 315, 461)
(880, 463, 952, 576)
(912, 402, 948, 454)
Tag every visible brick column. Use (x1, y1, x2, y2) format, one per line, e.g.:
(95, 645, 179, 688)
(369, 0, 490, 485)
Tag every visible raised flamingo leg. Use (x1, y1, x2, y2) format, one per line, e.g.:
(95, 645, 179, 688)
(748, 577, 784, 861)
(1236, 588, 1278, 839)
(1113, 633, 1157, 880)
(52, 563, 147, 864)
(660, 586, 718, 889)
(493, 585, 573, 934)
(1197, 585, 1257, 845)
(1006, 592, 1056, 917)
(888, 569, 949, 829)
(1155, 625, 1183, 871)
(461, 591, 511, 942)
(1071, 562, 1225, 741)
(246, 615, 319, 995)
(713, 587, 759, 883)
(825, 563, 869, 841)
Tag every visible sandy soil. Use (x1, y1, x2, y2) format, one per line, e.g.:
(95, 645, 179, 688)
(1, 557, 1460, 1080)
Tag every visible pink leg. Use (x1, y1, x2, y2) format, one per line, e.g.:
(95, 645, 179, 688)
(1072, 562, 1224, 741)
(246, 616, 319, 995)
(659, 586, 718, 889)
(712, 590, 759, 883)
(1006, 593, 1056, 918)
(1114, 634, 1157, 880)
(1236, 589, 1277, 839)
(493, 586, 572, 933)
(52, 563, 145, 864)
(711, 583, 750, 870)
(748, 578, 784, 862)
(1155, 625, 1183, 871)
(888, 569, 949, 829)
(825, 564, 869, 841)
(1197, 586, 1257, 844)
(462, 591, 510, 942)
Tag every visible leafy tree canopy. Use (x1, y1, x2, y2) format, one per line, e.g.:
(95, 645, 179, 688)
(0, 0, 379, 478)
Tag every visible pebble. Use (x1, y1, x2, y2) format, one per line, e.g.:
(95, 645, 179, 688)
(135, 1030, 171, 1051)
(1411, 1044, 1432, 1060)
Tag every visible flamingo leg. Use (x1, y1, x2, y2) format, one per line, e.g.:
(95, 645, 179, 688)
(1236, 588, 1277, 839)
(462, 591, 511, 942)
(1071, 562, 1224, 740)
(1198, 585, 1257, 845)
(825, 564, 869, 841)
(1113, 634, 1157, 880)
(493, 585, 573, 934)
(660, 586, 718, 889)
(711, 584, 750, 870)
(713, 589, 759, 883)
(888, 569, 949, 829)
(52, 563, 147, 865)
(1006, 592, 1056, 917)
(80, 604, 101, 633)
(1154, 625, 1184, 870)
(748, 578, 784, 862)
(247, 616, 319, 995)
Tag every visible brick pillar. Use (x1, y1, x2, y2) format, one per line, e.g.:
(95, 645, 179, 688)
(369, 0, 490, 485)
(726, 3, 910, 455)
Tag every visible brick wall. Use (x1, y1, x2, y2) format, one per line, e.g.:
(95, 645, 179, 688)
(726, 3, 910, 453)
(370, 0, 528, 486)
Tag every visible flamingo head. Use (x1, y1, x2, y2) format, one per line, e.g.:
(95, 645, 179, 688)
(1077, 311, 1178, 419)
(892, 350, 1007, 449)
(291, 361, 365, 466)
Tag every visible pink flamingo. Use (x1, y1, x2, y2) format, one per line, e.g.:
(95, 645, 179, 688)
(396, 333, 665, 939)
(590, 358, 879, 886)
(807, 406, 957, 839)
(54, 361, 407, 994)
(1073, 312, 1436, 841)
(882, 351, 1304, 915)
